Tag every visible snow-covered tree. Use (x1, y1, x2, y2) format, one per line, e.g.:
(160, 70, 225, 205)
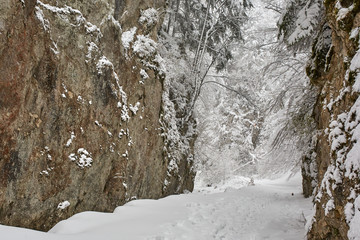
(164, 0, 253, 121)
(159, 1, 254, 184)
(194, 0, 321, 188)
(278, 0, 324, 51)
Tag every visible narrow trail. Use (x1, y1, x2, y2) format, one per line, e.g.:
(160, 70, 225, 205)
(0, 173, 312, 240)
(158, 174, 311, 240)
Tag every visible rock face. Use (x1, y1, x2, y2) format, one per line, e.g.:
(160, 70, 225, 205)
(304, 1, 360, 239)
(0, 0, 194, 231)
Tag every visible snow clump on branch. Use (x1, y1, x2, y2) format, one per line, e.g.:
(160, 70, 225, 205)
(139, 8, 159, 28)
(133, 35, 157, 58)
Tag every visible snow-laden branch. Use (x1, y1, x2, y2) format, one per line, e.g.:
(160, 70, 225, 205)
(201, 80, 257, 108)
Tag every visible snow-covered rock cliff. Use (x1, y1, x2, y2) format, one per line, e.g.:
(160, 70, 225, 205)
(0, 0, 194, 230)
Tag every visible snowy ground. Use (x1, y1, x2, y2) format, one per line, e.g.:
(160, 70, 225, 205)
(1, 173, 312, 240)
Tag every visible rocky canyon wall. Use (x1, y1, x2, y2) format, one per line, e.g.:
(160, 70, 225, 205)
(303, 0, 360, 239)
(0, 0, 194, 231)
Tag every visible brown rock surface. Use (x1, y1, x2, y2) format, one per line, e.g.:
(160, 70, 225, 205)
(304, 1, 360, 239)
(0, 0, 194, 231)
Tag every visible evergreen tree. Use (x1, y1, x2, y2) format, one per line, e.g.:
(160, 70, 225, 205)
(278, 0, 324, 51)
(166, 0, 252, 71)
(164, 0, 253, 120)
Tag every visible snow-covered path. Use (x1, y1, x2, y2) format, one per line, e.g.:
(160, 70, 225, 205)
(1, 174, 312, 240)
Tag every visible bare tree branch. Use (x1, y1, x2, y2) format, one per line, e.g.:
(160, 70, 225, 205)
(264, 3, 282, 14)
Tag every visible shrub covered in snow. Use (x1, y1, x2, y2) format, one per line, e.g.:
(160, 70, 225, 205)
(133, 35, 157, 58)
(139, 8, 158, 28)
